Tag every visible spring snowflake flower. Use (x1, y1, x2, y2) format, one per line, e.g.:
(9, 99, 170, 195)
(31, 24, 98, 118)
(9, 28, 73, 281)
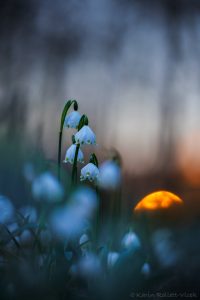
(32, 172, 64, 202)
(64, 144, 84, 164)
(0, 196, 14, 224)
(50, 187, 97, 239)
(80, 163, 99, 182)
(121, 231, 141, 251)
(19, 205, 37, 223)
(64, 111, 81, 129)
(107, 252, 120, 268)
(75, 125, 96, 145)
(141, 262, 151, 276)
(152, 229, 178, 268)
(78, 253, 102, 278)
(98, 160, 121, 189)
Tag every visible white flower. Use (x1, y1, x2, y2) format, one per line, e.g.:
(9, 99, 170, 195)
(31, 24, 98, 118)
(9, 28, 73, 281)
(72, 187, 98, 214)
(32, 172, 64, 202)
(152, 229, 178, 268)
(78, 253, 102, 278)
(64, 111, 81, 128)
(79, 233, 89, 246)
(80, 163, 99, 182)
(121, 231, 141, 251)
(0, 196, 14, 224)
(141, 263, 151, 276)
(64, 144, 84, 164)
(19, 206, 37, 223)
(75, 125, 96, 145)
(50, 187, 97, 240)
(50, 204, 87, 239)
(107, 252, 119, 268)
(98, 160, 121, 189)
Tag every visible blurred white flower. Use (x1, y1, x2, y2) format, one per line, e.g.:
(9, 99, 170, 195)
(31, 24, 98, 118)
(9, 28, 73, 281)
(75, 125, 96, 145)
(141, 262, 151, 276)
(64, 111, 81, 129)
(121, 231, 141, 251)
(50, 187, 97, 240)
(79, 233, 89, 246)
(23, 162, 35, 182)
(98, 160, 121, 190)
(32, 172, 64, 202)
(19, 206, 37, 223)
(50, 205, 88, 239)
(152, 229, 179, 268)
(64, 144, 84, 164)
(80, 163, 99, 182)
(0, 196, 14, 224)
(72, 187, 98, 215)
(78, 253, 102, 278)
(107, 252, 119, 268)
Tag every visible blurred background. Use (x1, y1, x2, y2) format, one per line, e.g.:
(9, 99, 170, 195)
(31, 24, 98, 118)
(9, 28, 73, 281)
(0, 0, 200, 212)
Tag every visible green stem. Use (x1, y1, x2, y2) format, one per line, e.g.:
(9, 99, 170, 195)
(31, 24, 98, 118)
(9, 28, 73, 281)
(71, 144, 80, 185)
(57, 99, 78, 181)
(57, 130, 62, 181)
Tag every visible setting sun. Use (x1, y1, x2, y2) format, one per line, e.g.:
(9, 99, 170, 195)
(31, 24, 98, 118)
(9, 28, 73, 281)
(134, 191, 183, 212)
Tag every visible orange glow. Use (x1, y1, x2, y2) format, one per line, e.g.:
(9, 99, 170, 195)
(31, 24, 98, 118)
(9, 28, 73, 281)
(134, 191, 183, 212)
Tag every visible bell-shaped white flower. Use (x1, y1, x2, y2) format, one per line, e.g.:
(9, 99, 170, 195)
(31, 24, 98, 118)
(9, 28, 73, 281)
(98, 160, 121, 190)
(75, 125, 96, 145)
(64, 111, 81, 129)
(80, 163, 99, 182)
(64, 144, 84, 164)
(0, 195, 14, 224)
(141, 262, 151, 276)
(32, 172, 64, 202)
(107, 252, 120, 268)
(121, 231, 141, 251)
(19, 205, 38, 223)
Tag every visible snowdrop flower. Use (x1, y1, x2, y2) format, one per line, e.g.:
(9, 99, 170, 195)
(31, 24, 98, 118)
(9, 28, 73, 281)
(107, 252, 120, 268)
(64, 111, 81, 129)
(0, 196, 14, 224)
(75, 125, 96, 145)
(121, 231, 141, 251)
(71, 187, 98, 215)
(32, 172, 64, 202)
(23, 162, 35, 182)
(79, 233, 89, 246)
(98, 160, 121, 190)
(152, 229, 179, 268)
(78, 253, 102, 278)
(141, 263, 151, 277)
(50, 187, 97, 240)
(50, 205, 88, 240)
(80, 163, 99, 182)
(19, 206, 37, 223)
(64, 144, 84, 164)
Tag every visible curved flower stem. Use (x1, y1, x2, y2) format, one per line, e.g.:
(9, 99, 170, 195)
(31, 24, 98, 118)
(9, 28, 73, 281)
(71, 144, 80, 185)
(57, 99, 78, 181)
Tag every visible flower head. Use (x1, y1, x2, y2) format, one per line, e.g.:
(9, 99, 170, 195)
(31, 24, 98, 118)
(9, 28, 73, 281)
(0, 196, 14, 224)
(75, 125, 96, 145)
(80, 163, 99, 182)
(64, 144, 84, 164)
(32, 172, 64, 202)
(64, 111, 81, 129)
(107, 252, 120, 268)
(19, 206, 38, 223)
(141, 263, 151, 276)
(98, 160, 121, 190)
(121, 231, 141, 251)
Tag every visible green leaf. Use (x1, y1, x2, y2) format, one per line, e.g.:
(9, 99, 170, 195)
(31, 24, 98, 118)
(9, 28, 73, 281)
(77, 114, 89, 131)
(90, 153, 98, 167)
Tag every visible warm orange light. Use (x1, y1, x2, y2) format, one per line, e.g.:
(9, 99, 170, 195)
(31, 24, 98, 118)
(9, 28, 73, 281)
(134, 191, 183, 212)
